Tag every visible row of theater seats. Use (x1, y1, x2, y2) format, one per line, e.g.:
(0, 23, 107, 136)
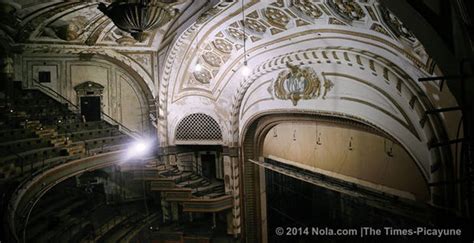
(0, 87, 131, 181)
(166, 167, 225, 199)
(0, 85, 161, 242)
(25, 178, 151, 243)
(90, 209, 159, 243)
(121, 159, 230, 242)
(130, 162, 226, 199)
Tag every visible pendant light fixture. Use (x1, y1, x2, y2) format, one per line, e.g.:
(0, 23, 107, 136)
(99, 0, 177, 42)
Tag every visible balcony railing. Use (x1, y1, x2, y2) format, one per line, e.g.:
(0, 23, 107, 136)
(182, 195, 233, 213)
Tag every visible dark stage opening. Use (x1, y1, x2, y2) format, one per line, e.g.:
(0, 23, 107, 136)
(264, 158, 469, 243)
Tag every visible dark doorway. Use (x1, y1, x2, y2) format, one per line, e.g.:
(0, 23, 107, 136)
(80, 96, 101, 122)
(201, 153, 216, 180)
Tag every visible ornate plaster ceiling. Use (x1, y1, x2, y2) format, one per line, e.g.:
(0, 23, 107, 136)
(167, 0, 433, 96)
(0, 0, 191, 49)
(157, 0, 459, 193)
(0, 0, 216, 97)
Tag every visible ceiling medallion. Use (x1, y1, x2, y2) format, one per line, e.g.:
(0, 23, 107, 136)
(380, 7, 416, 43)
(329, 0, 365, 21)
(98, 0, 177, 42)
(274, 63, 333, 106)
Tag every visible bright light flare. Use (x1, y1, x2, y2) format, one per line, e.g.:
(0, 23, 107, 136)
(241, 65, 251, 76)
(127, 139, 152, 159)
(132, 141, 148, 154)
(194, 63, 202, 72)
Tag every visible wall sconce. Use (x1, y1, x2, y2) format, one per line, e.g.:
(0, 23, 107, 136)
(348, 136, 353, 151)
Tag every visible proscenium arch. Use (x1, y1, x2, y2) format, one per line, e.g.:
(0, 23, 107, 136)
(258, 115, 431, 200)
(223, 41, 456, 237)
(163, 30, 453, 170)
(227, 45, 452, 180)
(241, 111, 431, 186)
(238, 112, 433, 242)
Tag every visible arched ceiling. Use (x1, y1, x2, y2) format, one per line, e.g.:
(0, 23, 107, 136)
(0, 0, 200, 50)
(157, 0, 461, 187)
(165, 0, 434, 98)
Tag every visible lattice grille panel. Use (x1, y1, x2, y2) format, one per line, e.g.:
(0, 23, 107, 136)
(175, 113, 222, 141)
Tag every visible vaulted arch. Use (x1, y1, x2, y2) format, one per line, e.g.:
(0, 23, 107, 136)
(159, 0, 461, 237)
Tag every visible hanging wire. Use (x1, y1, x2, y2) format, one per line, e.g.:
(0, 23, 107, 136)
(194, 20, 202, 72)
(142, 160, 149, 218)
(454, 115, 464, 172)
(384, 138, 394, 157)
(314, 124, 318, 148)
(241, 0, 247, 65)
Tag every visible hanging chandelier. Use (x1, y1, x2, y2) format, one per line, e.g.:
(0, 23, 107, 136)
(98, 0, 176, 42)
